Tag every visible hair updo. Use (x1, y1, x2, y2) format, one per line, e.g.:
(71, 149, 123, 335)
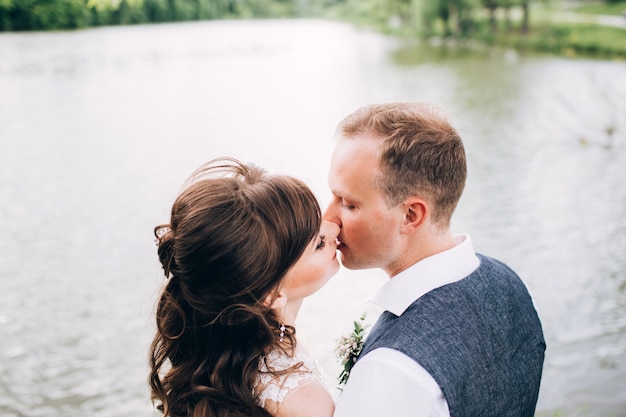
(149, 158, 321, 417)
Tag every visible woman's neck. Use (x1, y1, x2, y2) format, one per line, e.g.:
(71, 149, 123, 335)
(282, 299, 303, 327)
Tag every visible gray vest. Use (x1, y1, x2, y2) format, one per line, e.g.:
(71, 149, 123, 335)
(359, 254, 545, 417)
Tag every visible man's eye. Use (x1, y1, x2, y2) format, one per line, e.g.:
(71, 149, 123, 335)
(315, 235, 326, 250)
(342, 200, 355, 210)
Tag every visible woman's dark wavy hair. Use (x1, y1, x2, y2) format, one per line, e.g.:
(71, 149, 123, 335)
(149, 158, 321, 417)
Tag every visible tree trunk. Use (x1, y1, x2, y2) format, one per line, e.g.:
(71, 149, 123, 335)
(483, 0, 498, 35)
(521, 0, 529, 33)
(503, 0, 511, 32)
(441, 0, 452, 37)
(488, 5, 497, 35)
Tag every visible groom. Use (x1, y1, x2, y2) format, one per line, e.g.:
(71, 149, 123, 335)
(324, 102, 545, 417)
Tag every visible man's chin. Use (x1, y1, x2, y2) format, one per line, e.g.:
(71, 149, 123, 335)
(338, 250, 377, 271)
(337, 250, 358, 270)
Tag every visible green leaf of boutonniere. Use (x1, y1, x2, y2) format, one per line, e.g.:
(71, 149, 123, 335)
(334, 312, 368, 390)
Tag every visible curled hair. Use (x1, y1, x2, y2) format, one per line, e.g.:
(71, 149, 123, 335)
(149, 158, 321, 417)
(338, 102, 467, 226)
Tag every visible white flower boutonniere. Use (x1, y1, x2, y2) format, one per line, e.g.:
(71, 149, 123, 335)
(334, 312, 368, 389)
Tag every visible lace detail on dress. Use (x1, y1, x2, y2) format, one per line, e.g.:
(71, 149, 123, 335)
(253, 349, 328, 409)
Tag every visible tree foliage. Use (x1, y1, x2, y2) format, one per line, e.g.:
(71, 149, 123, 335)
(0, 0, 298, 30)
(1, 0, 88, 30)
(306, 0, 541, 38)
(0, 0, 617, 42)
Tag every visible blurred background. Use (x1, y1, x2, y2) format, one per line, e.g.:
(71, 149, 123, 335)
(1, 1, 625, 416)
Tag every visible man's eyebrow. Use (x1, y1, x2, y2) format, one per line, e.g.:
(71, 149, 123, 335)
(327, 186, 341, 196)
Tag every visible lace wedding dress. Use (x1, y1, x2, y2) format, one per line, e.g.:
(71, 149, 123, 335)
(254, 348, 330, 412)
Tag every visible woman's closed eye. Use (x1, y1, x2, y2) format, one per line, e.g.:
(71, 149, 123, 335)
(315, 235, 326, 250)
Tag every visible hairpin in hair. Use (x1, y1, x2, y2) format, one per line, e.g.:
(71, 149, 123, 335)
(154, 226, 172, 246)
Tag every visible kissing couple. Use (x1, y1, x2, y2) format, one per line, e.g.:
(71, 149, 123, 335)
(149, 102, 546, 417)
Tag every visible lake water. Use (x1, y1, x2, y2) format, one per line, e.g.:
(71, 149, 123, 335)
(0, 19, 625, 417)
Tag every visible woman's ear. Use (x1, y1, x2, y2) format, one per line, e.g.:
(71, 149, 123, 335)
(264, 289, 287, 310)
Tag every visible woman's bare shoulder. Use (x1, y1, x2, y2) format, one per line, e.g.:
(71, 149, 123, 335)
(275, 380, 334, 417)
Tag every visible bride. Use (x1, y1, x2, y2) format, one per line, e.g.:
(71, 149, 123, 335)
(149, 158, 339, 417)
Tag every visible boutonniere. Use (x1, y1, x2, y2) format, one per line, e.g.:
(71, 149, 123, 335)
(334, 312, 368, 389)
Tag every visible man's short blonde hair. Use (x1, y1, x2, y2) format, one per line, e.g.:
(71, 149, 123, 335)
(338, 102, 467, 226)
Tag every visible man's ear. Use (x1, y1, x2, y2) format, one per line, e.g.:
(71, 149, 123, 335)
(264, 289, 287, 310)
(403, 198, 428, 231)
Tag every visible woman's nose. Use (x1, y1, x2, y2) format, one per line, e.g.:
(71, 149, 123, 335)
(322, 200, 341, 228)
(322, 220, 340, 239)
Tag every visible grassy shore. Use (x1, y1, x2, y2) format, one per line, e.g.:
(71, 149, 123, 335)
(326, 1, 626, 60)
(470, 18, 626, 59)
(571, 0, 626, 16)
(431, 2, 626, 60)
(528, 1, 626, 59)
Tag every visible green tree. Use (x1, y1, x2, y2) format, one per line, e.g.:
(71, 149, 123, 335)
(110, 0, 147, 24)
(420, 0, 478, 37)
(520, 0, 529, 33)
(483, 0, 497, 33)
(142, 0, 171, 21)
(0, 0, 12, 30)
(5, 0, 87, 30)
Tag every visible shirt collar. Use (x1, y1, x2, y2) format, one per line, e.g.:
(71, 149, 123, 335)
(367, 234, 480, 316)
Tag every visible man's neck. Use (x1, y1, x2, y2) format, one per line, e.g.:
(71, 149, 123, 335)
(386, 229, 457, 278)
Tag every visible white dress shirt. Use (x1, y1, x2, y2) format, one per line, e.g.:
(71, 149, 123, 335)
(333, 235, 480, 417)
